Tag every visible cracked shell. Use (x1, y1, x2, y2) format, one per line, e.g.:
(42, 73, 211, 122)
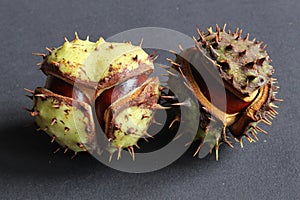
(168, 25, 281, 159)
(27, 33, 160, 158)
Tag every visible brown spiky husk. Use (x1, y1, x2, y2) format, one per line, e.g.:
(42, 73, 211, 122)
(169, 24, 281, 159)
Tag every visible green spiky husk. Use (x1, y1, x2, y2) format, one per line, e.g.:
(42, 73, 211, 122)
(32, 87, 95, 152)
(28, 34, 160, 157)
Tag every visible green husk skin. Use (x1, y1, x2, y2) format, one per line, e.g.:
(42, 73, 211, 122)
(42, 35, 154, 98)
(33, 88, 95, 152)
(106, 77, 161, 153)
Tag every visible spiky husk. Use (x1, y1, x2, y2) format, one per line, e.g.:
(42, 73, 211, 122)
(103, 77, 160, 155)
(27, 33, 160, 158)
(41, 34, 154, 97)
(168, 25, 281, 159)
(196, 25, 274, 96)
(31, 87, 95, 152)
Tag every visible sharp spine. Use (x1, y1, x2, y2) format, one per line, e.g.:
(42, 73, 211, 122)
(32, 52, 46, 58)
(64, 36, 69, 43)
(53, 147, 61, 154)
(51, 118, 57, 125)
(71, 152, 77, 159)
(45, 47, 53, 53)
(64, 148, 68, 154)
(169, 115, 180, 128)
(74, 32, 79, 40)
(24, 88, 34, 94)
(51, 136, 56, 143)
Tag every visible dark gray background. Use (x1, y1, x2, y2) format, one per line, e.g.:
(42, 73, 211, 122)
(0, 0, 299, 199)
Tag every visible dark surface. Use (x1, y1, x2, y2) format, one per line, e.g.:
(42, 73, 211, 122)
(0, 0, 299, 199)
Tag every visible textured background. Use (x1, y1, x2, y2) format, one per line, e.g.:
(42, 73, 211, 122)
(0, 0, 299, 199)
